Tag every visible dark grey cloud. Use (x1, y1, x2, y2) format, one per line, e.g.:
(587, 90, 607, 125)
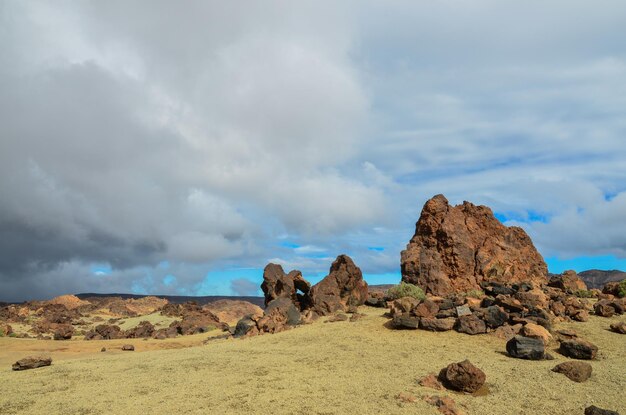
(1, 1, 626, 301)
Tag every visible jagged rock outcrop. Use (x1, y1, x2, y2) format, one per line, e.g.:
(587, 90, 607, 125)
(261, 263, 311, 308)
(548, 270, 587, 292)
(401, 194, 548, 296)
(309, 255, 368, 315)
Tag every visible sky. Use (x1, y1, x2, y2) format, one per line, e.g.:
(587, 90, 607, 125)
(1, 1, 626, 302)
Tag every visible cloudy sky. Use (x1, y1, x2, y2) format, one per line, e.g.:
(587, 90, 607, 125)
(1, 1, 626, 301)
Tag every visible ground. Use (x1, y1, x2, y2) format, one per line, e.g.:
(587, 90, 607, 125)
(1, 307, 624, 415)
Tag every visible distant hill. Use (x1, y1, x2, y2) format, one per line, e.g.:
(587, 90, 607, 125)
(75, 293, 265, 308)
(577, 269, 626, 289)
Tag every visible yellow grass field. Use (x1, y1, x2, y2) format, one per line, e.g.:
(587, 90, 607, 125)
(1, 307, 624, 415)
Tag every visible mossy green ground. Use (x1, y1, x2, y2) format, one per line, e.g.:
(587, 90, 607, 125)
(1, 307, 624, 415)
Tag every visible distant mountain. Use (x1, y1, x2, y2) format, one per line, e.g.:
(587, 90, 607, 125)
(577, 270, 626, 289)
(75, 293, 265, 307)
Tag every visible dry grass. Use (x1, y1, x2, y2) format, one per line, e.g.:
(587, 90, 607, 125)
(1, 307, 624, 415)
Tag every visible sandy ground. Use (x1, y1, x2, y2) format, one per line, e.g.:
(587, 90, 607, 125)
(1, 307, 624, 415)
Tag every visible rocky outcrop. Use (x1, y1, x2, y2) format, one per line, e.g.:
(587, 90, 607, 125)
(309, 255, 368, 315)
(261, 264, 311, 308)
(401, 194, 548, 296)
(52, 324, 74, 340)
(84, 324, 124, 340)
(233, 297, 301, 337)
(204, 300, 263, 325)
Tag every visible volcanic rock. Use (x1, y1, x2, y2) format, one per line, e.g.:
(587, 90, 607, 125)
(309, 255, 368, 315)
(414, 299, 440, 318)
(392, 314, 420, 329)
(204, 300, 263, 324)
(594, 300, 616, 317)
(482, 306, 509, 328)
(585, 405, 620, 415)
(420, 317, 456, 331)
(12, 356, 52, 370)
(438, 359, 486, 393)
(548, 270, 587, 292)
(125, 321, 155, 338)
(255, 297, 301, 334)
(400, 195, 548, 296)
(610, 321, 626, 334)
(121, 344, 135, 351)
(552, 361, 592, 383)
(520, 323, 552, 345)
(506, 335, 546, 360)
(261, 263, 311, 308)
(559, 338, 598, 360)
(419, 373, 445, 390)
(84, 324, 124, 340)
(2, 323, 13, 336)
(53, 324, 74, 340)
(12, 356, 52, 371)
(233, 315, 260, 338)
(389, 297, 420, 317)
(326, 313, 349, 323)
(454, 314, 487, 335)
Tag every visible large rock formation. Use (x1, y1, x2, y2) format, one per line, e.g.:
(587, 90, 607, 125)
(261, 263, 311, 308)
(309, 255, 368, 315)
(401, 195, 548, 296)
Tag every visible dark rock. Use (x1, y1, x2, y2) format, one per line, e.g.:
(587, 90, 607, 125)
(506, 335, 546, 360)
(552, 361, 592, 382)
(413, 299, 440, 318)
(84, 324, 124, 340)
(392, 314, 420, 329)
(400, 195, 547, 296)
(454, 314, 487, 335)
(101, 347, 106, 352)
(482, 306, 509, 328)
(439, 299, 455, 310)
(420, 317, 456, 331)
(438, 359, 486, 393)
(256, 297, 301, 333)
(125, 321, 155, 338)
(12, 356, 52, 371)
(584, 405, 620, 415)
(559, 339, 598, 360)
(610, 321, 626, 334)
(261, 263, 311, 308)
(233, 316, 259, 338)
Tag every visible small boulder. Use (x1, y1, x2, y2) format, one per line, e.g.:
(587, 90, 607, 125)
(101, 347, 106, 352)
(325, 313, 349, 323)
(520, 323, 552, 345)
(12, 356, 52, 371)
(413, 299, 440, 318)
(552, 361, 592, 383)
(233, 315, 259, 338)
(482, 306, 509, 328)
(392, 314, 420, 329)
(594, 300, 616, 317)
(454, 314, 487, 335)
(121, 344, 135, 351)
(585, 406, 620, 415)
(438, 359, 486, 393)
(506, 335, 546, 360)
(420, 317, 456, 331)
(53, 324, 74, 340)
(609, 321, 626, 334)
(559, 339, 598, 360)
(389, 297, 420, 317)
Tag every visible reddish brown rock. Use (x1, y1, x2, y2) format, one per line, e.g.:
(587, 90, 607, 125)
(204, 300, 263, 325)
(401, 195, 548, 296)
(420, 317, 456, 331)
(454, 314, 487, 335)
(552, 361, 592, 382)
(255, 297, 301, 334)
(1, 323, 13, 336)
(413, 299, 440, 318)
(520, 323, 552, 345)
(389, 297, 420, 317)
(559, 338, 598, 360)
(125, 321, 155, 338)
(594, 300, 616, 317)
(84, 324, 124, 340)
(52, 324, 74, 340)
(309, 255, 368, 315)
(424, 395, 463, 415)
(261, 263, 311, 308)
(548, 270, 587, 292)
(395, 392, 417, 403)
(438, 359, 486, 393)
(12, 356, 52, 371)
(419, 373, 445, 390)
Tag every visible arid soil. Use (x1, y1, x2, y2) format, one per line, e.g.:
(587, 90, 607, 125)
(1, 307, 624, 415)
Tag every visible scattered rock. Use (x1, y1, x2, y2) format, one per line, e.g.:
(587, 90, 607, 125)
(395, 392, 417, 403)
(413, 299, 440, 318)
(125, 321, 155, 338)
(400, 194, 547, 296)
(493, 324, 522, 341)
(559, 339, 598, 360)
(84, 324, 124, 340)
(506, 335, 546, 360)
(609, 321, 626, 334)
(594, 300, 616, 317)
(424, 395, 464, 415)
(256, 297, 301, 333)
(584, 406, 620, 415)
(121, 344, 134, 351)
(12, 356, 52, 371)
(419, 373, 444, 390)
(438, 359, 486, 393)
(233, 315, 259, 338)
(325, 314, 349, 323)
(420, 317, 456, 331)
(101, 347, 106, 352)
(552, 361, 592, 382)
(454, 314, 487, 335)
